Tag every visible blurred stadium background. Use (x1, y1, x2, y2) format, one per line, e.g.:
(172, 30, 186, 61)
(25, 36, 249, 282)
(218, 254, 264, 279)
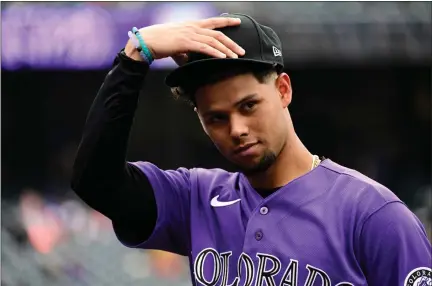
(1, 1, 431, 285)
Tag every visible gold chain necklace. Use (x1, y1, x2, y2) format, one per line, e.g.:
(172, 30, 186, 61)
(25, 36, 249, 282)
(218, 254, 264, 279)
(311, 155, 321, 170)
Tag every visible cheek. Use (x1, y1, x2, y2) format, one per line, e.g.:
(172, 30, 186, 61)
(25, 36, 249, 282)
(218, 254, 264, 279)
(257, 105, 285, 143)
(257, 104, 275, 125)
(206, 128, 230, 151)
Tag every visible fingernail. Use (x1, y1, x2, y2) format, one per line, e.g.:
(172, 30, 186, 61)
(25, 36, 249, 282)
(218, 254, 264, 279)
(232, 53, 238, 58)
(239, 47, 245, 55)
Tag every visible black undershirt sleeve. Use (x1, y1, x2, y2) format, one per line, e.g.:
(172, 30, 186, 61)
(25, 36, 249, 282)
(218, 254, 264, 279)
(71, 51, 157, 245)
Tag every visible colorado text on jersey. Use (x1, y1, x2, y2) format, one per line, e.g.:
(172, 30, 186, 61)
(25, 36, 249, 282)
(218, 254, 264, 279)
(192, 248, 354, 286)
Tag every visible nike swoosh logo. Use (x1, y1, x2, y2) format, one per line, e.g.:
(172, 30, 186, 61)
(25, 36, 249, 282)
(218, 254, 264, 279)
(210, 195, 241, 207)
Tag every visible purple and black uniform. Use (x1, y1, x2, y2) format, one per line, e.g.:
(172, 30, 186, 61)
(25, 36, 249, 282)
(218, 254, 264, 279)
(72, 14, 431, 286)
(120, 160, 431, 286)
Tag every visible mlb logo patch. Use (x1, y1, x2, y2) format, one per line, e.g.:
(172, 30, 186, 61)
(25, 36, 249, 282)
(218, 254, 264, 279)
(404, 267, 432, 286)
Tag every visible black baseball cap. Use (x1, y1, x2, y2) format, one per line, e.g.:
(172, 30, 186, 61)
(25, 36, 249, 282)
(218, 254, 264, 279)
(165, 13, 284, 88)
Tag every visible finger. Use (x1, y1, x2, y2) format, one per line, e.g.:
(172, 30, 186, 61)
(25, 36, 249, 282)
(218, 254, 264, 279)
(191, 33, 238, 58)
(188, 40, 227, 59)
(192, 17, 241, 29)
(197, 28, 245, 56)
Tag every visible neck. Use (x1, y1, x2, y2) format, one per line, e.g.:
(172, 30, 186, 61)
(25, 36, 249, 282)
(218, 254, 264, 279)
(246, 133, 314, 190)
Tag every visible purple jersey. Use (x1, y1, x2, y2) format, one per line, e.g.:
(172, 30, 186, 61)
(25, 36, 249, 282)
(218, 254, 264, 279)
(115, 159, 432, 286)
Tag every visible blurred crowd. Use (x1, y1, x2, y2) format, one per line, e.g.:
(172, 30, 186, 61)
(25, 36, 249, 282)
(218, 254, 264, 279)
(2, 190, 192, 286)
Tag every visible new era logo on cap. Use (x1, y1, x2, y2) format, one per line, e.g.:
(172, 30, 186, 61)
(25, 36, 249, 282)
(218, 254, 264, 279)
(272, 46, 282, 57)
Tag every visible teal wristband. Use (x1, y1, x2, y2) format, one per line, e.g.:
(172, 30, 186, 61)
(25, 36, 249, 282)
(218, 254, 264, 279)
(127, 31, 149, 63)
(132, 27, 153, 64)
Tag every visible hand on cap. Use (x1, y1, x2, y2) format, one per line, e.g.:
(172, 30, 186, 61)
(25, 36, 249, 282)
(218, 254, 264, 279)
(125, 17, 246, 63)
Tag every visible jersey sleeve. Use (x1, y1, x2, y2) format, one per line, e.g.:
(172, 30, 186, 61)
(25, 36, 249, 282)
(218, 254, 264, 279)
(113, 161, 191, 256)
(358, 201, 432, 285)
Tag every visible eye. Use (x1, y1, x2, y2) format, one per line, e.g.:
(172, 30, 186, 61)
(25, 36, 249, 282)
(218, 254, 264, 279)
(207, 114, 227, 124)
(242, 101, 258, 112)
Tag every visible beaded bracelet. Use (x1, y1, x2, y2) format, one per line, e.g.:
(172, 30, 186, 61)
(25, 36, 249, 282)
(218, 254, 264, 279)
(132, 27, 154, 64)
(127, 31, 149, 62)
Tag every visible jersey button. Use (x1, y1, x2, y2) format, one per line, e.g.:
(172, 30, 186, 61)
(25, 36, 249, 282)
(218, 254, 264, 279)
(255, 230, 263, 241)
(260, 206, 269, 215)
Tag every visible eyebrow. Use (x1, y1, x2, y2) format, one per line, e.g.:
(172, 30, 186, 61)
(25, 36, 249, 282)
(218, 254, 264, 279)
(233, 93, 258, 108)
(202, 93, 259, 118)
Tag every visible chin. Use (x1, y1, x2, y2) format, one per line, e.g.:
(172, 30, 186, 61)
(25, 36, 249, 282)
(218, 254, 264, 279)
(233, 152, 277, 175)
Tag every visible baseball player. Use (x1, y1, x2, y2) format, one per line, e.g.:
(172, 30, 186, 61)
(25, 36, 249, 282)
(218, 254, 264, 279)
(71, 13, 432, 286)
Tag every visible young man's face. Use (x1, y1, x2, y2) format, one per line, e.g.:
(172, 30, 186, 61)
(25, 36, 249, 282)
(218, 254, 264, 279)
(195, 71, 292, 174)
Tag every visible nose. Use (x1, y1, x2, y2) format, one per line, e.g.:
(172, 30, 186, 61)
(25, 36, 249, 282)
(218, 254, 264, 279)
(229, 115, 249, 140)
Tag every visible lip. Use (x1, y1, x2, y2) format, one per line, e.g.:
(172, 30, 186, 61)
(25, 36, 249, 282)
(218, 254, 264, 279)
(233, 142, 258, 156)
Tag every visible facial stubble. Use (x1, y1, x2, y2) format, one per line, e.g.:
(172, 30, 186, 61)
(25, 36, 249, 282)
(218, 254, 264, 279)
(236, 149, 277, 175)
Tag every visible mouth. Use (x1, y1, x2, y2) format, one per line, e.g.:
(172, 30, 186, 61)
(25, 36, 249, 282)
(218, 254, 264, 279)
(233, 142, 258, 155)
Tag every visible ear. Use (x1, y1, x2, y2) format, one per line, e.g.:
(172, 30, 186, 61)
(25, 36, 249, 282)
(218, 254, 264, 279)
(276, 73, 292, 108)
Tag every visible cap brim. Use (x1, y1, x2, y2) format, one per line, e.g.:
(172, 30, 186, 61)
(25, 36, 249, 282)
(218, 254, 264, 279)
(165, 58, 279, 88)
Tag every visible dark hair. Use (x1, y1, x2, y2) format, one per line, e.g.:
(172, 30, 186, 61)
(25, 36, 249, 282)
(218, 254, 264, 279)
(171, 63, 282, 107)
